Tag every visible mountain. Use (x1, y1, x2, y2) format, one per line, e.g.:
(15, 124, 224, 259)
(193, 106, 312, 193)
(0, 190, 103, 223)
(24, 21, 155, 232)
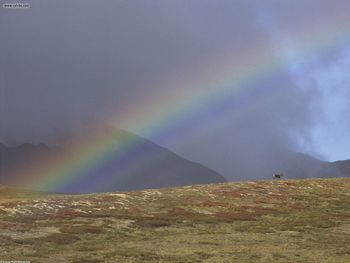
(1, 129, 348, 194)
(229, 151, 350, 180)
(0, 130, 226, 193)
(0, 142, 62, 176)
(280, 152, 350, 179)
(331, 159, 350, 176)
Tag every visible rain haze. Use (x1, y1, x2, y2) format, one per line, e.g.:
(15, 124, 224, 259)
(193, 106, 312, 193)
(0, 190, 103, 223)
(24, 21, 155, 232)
(1, 0, 350, 181)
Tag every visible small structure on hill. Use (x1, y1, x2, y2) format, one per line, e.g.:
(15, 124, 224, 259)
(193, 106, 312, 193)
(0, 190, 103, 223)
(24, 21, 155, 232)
(273, 173, 284, 179)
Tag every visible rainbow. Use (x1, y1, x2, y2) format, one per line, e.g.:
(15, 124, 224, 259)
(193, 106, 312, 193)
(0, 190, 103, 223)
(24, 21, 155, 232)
(13, 16, 350, 192)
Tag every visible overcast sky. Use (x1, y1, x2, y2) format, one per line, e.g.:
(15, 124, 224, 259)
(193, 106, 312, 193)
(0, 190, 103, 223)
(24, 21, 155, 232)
(1, 0, 350, 178)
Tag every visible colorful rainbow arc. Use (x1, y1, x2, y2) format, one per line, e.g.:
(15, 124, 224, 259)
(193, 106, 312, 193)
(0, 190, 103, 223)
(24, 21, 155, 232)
(14, 19, 350, 192)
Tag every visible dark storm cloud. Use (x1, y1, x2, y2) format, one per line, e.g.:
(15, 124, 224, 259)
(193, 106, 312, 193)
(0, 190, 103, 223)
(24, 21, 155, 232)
(0, 0, 262, 144)
(1, 0, 350, 179)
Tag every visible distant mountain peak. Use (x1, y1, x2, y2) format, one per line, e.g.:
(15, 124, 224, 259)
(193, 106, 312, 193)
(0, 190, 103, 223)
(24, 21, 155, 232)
(0, 130, 226, 193)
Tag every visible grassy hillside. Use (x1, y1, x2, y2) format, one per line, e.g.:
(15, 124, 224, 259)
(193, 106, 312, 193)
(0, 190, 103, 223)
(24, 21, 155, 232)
(0, 178, 349, 263)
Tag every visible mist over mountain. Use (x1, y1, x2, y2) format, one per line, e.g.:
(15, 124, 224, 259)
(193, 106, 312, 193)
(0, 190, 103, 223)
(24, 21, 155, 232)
(0, 142, 62, 180)
(1, 0, 350, 179)
(0, 130, 226, 193)
(270, 152, 348, 179)
(0, 128, 348, 195)
(0, 1, 349, 191)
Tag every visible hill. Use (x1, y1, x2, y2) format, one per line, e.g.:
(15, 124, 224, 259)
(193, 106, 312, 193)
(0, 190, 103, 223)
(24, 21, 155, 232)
(331, 159, 350, 177)
(240, 152, 350, 180)
(0, 129, 226, 193)
(281, 152, 350, 179)
(0, 178, 349, 262)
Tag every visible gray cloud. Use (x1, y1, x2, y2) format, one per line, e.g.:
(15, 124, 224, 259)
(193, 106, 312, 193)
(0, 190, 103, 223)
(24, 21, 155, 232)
(1, 0, 261, 143)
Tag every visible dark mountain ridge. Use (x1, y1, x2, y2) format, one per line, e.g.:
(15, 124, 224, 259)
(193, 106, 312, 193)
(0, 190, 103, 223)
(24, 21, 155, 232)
(280, 152, 349, 179)
(0, 130, 349, 193)
(0, 130, 226, 193)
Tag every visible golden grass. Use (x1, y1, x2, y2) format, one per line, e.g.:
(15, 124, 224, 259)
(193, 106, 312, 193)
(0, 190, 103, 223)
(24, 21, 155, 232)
(0, 178, 349, 262)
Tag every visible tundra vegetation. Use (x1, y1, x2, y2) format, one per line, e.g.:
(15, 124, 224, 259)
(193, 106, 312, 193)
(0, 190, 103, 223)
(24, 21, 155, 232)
(0, 178, 349, 262)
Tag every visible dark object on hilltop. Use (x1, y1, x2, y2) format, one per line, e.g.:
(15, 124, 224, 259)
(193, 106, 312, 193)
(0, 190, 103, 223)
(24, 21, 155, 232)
(273, 173, 284, 179)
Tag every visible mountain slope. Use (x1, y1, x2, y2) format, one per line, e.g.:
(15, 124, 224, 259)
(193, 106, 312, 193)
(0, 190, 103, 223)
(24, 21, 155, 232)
(0, 178, 349, 262)
(281, 152, 350, 179)
(0, 130, 226, 193)
(331, 159, 350, 177)
(235, 151, 350, 180)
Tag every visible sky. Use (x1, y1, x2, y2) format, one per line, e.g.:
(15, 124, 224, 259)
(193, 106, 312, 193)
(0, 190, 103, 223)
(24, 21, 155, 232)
(1, 0, 350, 179)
